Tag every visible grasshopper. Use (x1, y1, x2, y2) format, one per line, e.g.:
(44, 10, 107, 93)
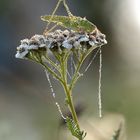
(41, 15, 97, 32)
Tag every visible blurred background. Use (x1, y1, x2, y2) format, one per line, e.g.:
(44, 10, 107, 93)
(0, 0, 140, 140)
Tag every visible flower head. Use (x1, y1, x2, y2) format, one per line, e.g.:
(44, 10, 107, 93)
(15, 29, 107, 60)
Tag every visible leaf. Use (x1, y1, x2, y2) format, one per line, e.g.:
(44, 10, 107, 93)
(41, 15, 96, 32)
(66, 117, 86, 140)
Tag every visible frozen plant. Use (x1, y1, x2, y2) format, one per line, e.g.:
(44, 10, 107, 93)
(15, 0, 107, 140)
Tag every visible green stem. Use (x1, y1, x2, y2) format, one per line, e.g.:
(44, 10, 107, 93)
(63, 83, 80, 130)
(40, 61, 63, 83)
(69, 56, 84, 91)
(70, 46, 98, 90)
(39, 55, 80, 130)
(61, 58, 80, 130)
(44, 55, 60, 72)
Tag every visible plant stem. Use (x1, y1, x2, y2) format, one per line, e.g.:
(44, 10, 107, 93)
(44, 55, 60, 72)
(69, 46, 98, 90)
(63, 83, 80, 129)
(69, 57, 83, 91)
(61, 58, 80, 130)
(40, 61, 63, 83)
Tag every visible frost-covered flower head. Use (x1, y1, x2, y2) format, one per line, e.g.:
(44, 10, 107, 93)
(15, 35, 47, 59)
(15, 29, 107, 60)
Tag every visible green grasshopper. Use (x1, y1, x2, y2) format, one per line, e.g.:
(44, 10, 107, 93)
(41, 15, 96, 32)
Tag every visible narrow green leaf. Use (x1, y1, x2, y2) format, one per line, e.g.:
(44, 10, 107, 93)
(66, 117, 86, 140)
(41, 15, 96, 32)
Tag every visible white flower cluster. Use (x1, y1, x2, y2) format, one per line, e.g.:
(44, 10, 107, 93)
(15, 35, 47, 58)
(15, 29, 107, 59)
